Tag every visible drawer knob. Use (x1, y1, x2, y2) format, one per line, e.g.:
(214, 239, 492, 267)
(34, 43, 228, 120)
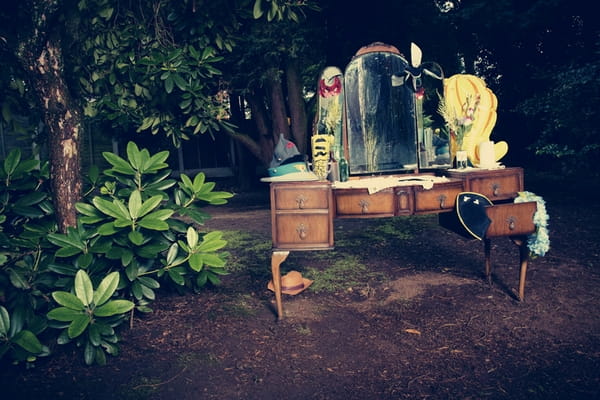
(296, 194, 307, 209)
(359, 199, 370, 213)
(437, 194, 447, 209)
(296, 223, 307, 240)
(507, 216, 516, 230)
(491, 183, 500, 196)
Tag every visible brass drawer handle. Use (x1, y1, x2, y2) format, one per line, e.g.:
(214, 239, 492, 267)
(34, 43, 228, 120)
(491, 183, 500, 196)
(507, 216, 516, 230)
(437, 194, 447, 209)
(359, 199, 370, 213)
(296, 194, 307, 209)
(296, 223, 307, 240)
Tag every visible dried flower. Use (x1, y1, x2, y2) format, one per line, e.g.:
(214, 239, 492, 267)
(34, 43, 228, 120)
(438, 93, 480, 150)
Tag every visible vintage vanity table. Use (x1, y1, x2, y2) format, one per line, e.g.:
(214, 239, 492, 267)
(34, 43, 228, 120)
(267, 43, 538, 319)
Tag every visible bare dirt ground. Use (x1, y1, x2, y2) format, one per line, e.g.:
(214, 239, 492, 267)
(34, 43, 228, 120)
(1, 173, 599, 399)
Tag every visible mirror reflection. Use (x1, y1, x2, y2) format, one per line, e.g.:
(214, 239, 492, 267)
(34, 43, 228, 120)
(344, 44, 418, 174)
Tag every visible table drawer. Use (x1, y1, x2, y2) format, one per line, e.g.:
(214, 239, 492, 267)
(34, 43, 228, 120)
(485, 202, 537, 237)
(335, 188, 395, 217)
(448, 167, 524, 200)
(414, 181, 464, 213)
(272, 183, 331, 210)
(272, 213, 333, 249)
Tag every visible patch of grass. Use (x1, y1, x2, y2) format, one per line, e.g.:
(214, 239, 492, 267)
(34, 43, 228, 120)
(119, 376, 162, 400)
(305, 254, 383, 294)
(221, 230, 271, 276)
(295, 323, 312, 335)
(177, 351, 220, 368)
(219, 293, 257, 318)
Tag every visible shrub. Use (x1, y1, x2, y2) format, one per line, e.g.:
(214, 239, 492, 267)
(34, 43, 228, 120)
(0, 142, 233, 365)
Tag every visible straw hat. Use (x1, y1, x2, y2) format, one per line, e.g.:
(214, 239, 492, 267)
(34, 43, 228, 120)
(267, 270, 313, 295)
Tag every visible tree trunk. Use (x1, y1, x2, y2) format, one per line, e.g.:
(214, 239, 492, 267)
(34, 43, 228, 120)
(285, 59, 309, 154)
(265, 69, 290, 143)
(17, 3, 82, 233)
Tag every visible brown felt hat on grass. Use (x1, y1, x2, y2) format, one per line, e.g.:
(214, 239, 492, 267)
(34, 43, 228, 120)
(267, 271, 313, 295)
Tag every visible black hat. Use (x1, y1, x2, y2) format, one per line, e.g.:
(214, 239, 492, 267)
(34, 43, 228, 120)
(456, 192, 493, 240)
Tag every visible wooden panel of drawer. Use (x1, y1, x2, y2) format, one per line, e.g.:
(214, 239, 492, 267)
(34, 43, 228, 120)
(414, 181, 464, 213)
(485, 202, 537, 237)
(470, 174, 522, 200)
(273, 213, 333, 249)
(334, 188, 395, 217)
(448, 167, 524, 200)
(272, 184, 330, 210)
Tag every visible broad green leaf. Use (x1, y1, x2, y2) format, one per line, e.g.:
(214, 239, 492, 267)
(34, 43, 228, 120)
(52, 292, 85, 310)
(14, 191, 46, 207)
(126, 142, 142, 169)
(197, 237, 227, 253)
(47, 307, 85, 322)
(102, 152, 136, 175)
(93, 197, 130, 220)
(168, 268, 185, 285)
(12, 330, 43, 354)
(172, 73, 187, 91)
(143, 150, 169, 172)
(3, 148, 21, 175)
(76, 253, 93, 269)
(138, 276, 160, 289)
(93, 271, 120, 306)
(95, 347, 107, 366)
(186, 227, 198, 248)
(88, 324, 101, 346)
(84, 341, 95, 365)
(98, 222, 119, 236)
(8, 269, 29, 289)
(121, 249, 134, 267)
(55, 246, 83, 257)
(188, 253, 203, 271)
(0, 306, 9, 336)
(68, 315, 91, 338)
(128, 230, 144, 245)
(142, 209, 174, 221)
(114, 218, 132, 228)
(166, 243, 179, 265)
(192, 172, 206, 192)
(180, 174, 193, 190)
(137, 195, 163, 218)
(165, 75, 174, 93)
(138, 218, 169, 231)
(75, 270, 94, 306)
(94, 300, 134, 317)
(140, 284, 155, 300)
(128, 190, 142, 219)
(46, 233, 86, 250)
(201, 253, 226, 268)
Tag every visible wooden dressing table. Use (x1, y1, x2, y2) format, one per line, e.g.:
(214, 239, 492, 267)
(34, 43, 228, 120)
(269, 167, 537, 319)
(266, 42, 539, 318)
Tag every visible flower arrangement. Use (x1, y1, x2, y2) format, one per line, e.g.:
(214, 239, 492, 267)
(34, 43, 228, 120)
(514, 191, 550, 257)
(437, 93, 480, 151)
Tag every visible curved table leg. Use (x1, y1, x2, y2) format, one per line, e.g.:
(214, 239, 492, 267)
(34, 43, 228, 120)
(484, 238, 492, 285)
(512, 237, 529, 301)
(485, 236, 530, 301)
(271, 251, 289, 319)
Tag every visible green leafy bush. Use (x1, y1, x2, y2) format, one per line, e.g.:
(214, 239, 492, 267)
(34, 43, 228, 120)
(1, 142, 233, 366)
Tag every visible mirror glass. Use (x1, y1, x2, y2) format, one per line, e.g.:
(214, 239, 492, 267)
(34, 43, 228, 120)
(344, 46, 418, 174)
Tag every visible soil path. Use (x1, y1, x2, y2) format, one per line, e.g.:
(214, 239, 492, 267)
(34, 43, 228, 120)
(2, 176, 599, 399)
